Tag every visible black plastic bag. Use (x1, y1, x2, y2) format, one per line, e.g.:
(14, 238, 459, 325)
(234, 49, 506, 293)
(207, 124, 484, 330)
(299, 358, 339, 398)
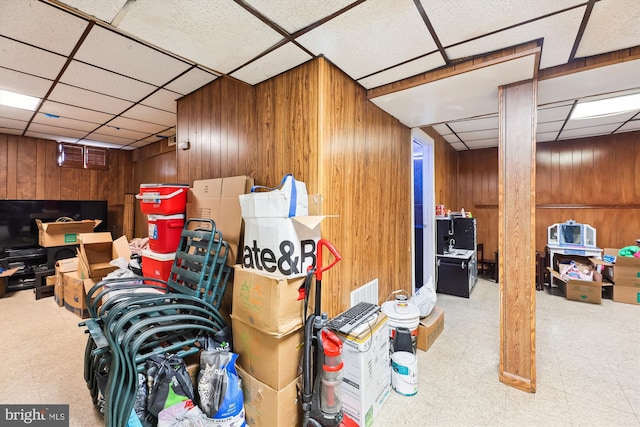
(146, 353, 195, 418)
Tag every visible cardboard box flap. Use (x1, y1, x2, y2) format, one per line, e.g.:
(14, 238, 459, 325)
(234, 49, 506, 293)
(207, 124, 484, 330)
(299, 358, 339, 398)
(616, 254, 640, 267)
(112, 236, 132, 261)
(0, 267, 19, 278)
(291, 215, 327, 229)
(78, 232, 112, 245)
(222, 175, 253, 197)
(55, 257, 78, 273)
(36, 219, 101, 232)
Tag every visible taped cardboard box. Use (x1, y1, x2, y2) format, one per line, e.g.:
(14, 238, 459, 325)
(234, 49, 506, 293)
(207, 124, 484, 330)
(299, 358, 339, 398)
(613, 284, 640, 305)
(77, 233, 131, 279)
(36, 219, 100, 247)
(548, 267, 607, 304)
(186, 176, 253, 267)
(231, 316, 304, 391)
(0, 268, 19, 298)
(237, 365, 300, 427)
(63, 271, 98, 318)
(417, 305, 445, 352)
(54, 257, 79, 307)
(614, 252, 640, 287)
(232, 265, 311, 336)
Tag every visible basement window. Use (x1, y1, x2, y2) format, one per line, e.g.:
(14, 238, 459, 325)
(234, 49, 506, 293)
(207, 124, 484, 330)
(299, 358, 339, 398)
(58, 143, 108, 170)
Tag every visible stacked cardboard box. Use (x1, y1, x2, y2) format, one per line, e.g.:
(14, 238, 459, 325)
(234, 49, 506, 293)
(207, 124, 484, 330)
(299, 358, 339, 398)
(605, 248, 640, 305)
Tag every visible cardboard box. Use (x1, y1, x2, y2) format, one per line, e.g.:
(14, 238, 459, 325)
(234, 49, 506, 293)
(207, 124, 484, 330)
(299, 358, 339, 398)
(417, 305, 444, 352)
(0, 268, 19, 298)
(615, 253, 640, 287)
(237, 365, 300, 427)
(231, 316, 304, 391)
(54, 257, 78, 307)
(613, 284, 640, 305)
(589, 248, 617, 282)
(63, 271, 89, 318)
(548, 263, 610, 304)
(339, 315, 391, 427)
(36, 219, 100, 247)
(242, 216, 326, 279)
(186, 176, 253, 266)
(232, 265, 311, 336)
(77, 233, 131, 279)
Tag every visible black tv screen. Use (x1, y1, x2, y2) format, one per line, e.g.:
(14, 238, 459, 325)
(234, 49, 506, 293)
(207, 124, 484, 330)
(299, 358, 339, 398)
(0, 200, 108, 250)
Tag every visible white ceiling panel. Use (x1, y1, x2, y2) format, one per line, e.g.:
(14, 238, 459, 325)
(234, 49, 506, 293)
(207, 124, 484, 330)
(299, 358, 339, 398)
(0, 127, 23, 135)
(231, 42, 312, 85)
(447, 115, 498, 133)
(576, 0, 640, 58)
(108, 116, 169, 135)
(357, 53, 446, 89)
(84, 132, 135, 145)
(32, 113, 98, 132)
(93, 125, 149, 140)
(370, 54, 536, 128)
(116, 0, 283, 74)
(0, 105, 34, 121)
(445, 7, 585, 69)
(123, 104, 176, 127)
(24, 131, 78, 143)
(77, 138, 134, 149)
(560, 123, 621, 139)
(0, 37, 66, 80)
(0, 67, 52, 99)
(538, 60, 640, 105)
(465, 138, 498, 149)
(58, 0, 129, 24)
(617, 120, 640, 132)
(164, 68, 218, 96)
(0, 0, 88, 55)
(536, 131, 558, 142)
(537, 104, 572, 123)
(537, 121, 564, 133)
(61, 61, 156, 102)
(74, 26, 192, 86)
(297, 0, 438, 80)
(139, 133, 173, 144)
(28, 122, 88, 139)
(49, 83, 133, 115)
(0, 118, 27, 131)
(443, 133, 460, 144)
(581, 88, 640, 102)
(421, 0, 585, 47)
(449, 142, 467, 151)
(245, 0, 355, 33)
(141, 89, 181, 113)
(564, 112, 635, 130)
(457, 129, 499, 141)
(40, 101, 114, 124)
(431, 123, 452, 136)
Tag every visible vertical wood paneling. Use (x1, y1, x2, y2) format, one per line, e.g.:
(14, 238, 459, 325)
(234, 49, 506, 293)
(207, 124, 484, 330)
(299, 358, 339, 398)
(35, 139, 47, 199)
(7, 135, 18, 198)
(0, 133, 7, 199)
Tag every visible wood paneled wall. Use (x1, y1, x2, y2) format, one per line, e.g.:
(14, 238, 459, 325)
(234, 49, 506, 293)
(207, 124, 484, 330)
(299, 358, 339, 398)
(175, 58, 412, 316)
(424, 126, 459, 213)
(0, 133, 133, 236)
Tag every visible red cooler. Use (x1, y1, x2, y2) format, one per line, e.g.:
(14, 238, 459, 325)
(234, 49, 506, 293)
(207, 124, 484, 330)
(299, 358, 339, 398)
(148, 214, 184, 253)
(136, 183, 189, 215)
(142, 250, 175, 283)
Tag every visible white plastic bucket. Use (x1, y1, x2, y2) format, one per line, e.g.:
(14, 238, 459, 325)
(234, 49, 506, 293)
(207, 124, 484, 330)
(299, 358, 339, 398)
(391, 351, 418, 396)
(381, 297, 420, 353)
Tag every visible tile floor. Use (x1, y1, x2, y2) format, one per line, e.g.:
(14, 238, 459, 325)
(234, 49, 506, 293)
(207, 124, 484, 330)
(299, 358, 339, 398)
(0, 277, 638, 426)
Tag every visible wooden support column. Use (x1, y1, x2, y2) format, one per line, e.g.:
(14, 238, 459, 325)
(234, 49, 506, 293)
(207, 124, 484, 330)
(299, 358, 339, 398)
(498, 79, 537, 393)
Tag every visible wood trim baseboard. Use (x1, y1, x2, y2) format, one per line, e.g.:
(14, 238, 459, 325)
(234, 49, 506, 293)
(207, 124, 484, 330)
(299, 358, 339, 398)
(475, 204, 640, 209)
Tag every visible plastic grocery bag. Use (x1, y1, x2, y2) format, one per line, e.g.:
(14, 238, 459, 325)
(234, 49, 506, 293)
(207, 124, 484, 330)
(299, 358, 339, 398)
(158, 400, 214, 427)
(197, 351, 245, 426)
(146, 354, 195, 418)
(411, 276, 437, 318)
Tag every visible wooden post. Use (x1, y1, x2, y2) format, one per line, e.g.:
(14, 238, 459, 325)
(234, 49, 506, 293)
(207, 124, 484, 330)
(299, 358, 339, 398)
(498, 79, 537, 393)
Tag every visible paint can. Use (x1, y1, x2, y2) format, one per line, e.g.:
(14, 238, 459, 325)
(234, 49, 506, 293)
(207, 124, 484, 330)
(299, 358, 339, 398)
(391, 351, 418, 396)
(381, 297, 420, 354)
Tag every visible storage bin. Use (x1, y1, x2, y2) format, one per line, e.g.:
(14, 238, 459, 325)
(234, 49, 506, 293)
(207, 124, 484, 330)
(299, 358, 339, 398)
(148, 214, 184, 253)
(136, 184, 189, 215)
(142, 250, 175, 283)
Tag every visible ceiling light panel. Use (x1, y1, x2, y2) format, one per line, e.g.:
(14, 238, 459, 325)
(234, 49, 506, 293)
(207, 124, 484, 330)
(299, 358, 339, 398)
(49, 83, 133, 115)
(0, 117, 27, 131)
(123, 104, 175, 127)
(108, 116, 169, 135)
(141, 89, 181, 113)
(0, 38, 66, 80)
(231, 42, 312, 85)
(164, 68, 218, 96)
(27, 122, 88, 139)
(559, 123, 621, 139)
(57, 0, 129, 23)
(116, 0, 283, 74)
(40, 100, 113, 124)
(297, 0, 438, 80)
(61, 61, 156, 102)
(537, 104, 572, 123)
(78, 138, 133, 149)
(0, 0, 88, 55)
(0, 67, 51, 99)
(244, 0, 355, 33)
(357, 53, 446, 89)
(0, 105, 33, 121)
(446, 115, 498, 133)
(445, 7, 585, 69)
(538, 60, 640, 105)
(32, 113, 98, 132)
(575, 0, 640, 58)
(74, 26, 192, 86)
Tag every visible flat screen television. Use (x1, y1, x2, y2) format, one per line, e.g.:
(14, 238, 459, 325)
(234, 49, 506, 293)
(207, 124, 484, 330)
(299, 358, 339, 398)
(0, 200, 108, 250)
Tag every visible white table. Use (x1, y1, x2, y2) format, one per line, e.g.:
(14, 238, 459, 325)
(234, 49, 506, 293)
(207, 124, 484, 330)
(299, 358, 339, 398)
(547, 244, 602, 271)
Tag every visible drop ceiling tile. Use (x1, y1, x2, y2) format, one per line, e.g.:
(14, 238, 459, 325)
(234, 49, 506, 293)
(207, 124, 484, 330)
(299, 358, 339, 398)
(580, 88, 640, 103)
(40, 101, 114, 124)
(129, 140, 157, 148)
(449, 142, 467, 151)
(465, 138, 498, 149)
(447, 115, 498, 133)
(445, 6, 585, 68)
(57, 0, 129, 24)
(28, 122, 88, 139)
(431, 123, 451, 136)
(616, 120, 640, 132)
(0, 67, 52, 99)
(32, 113, 98, 132)
(77, 138, 133, 149)
(563, 112, 635, 130)
(537, 104, 572, 123)
(536, 131, 558, 142)
(164, 68, 218, 96)
(456, 129, 499, 141)
(538, 60, 640, 105)
(85, 132, 135, 145)
(0, 117, 27, 131)
(0, 0, 89, 55)
(0, 37, 66, 80)
(48, 83, 133, 115)
(108, 116, 169, 135)
(231, 42, 312, 85)
(74, 25, 192, 86)
(537, 121, 564, 133)
(297, 0, 438, 80)
(576, 0, 640, 58)
(0, 127, 23, 135)
(244, 0, 355, 33)
(139, 133, 173, 144)
(559, 123, 620, 139)
(24, 131, 78, 143)
(357, 53, 446, 89)
(443, 133, 460, 144)
(61, 61, 156, 102)
(421, 0, 585, 46)
(0, 105, 33, 121)
(141, 89, 181, 113)
(122, 104, 176, 127)
(117, 0, 283, 74)
(93, 125, 149, 140)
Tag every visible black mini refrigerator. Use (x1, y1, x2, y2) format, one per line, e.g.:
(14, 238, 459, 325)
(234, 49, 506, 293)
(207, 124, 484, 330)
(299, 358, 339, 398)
(436, 254, 477, 298)
(435, 216, 477, 298)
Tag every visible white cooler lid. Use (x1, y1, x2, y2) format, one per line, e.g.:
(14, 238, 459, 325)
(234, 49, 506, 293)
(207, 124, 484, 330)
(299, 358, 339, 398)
(141, 249, 176, 261)
(147, 214, 185, 221)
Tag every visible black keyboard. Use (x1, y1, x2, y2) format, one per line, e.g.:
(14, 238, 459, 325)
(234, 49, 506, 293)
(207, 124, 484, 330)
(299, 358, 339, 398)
(327, 302, 380, 335)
